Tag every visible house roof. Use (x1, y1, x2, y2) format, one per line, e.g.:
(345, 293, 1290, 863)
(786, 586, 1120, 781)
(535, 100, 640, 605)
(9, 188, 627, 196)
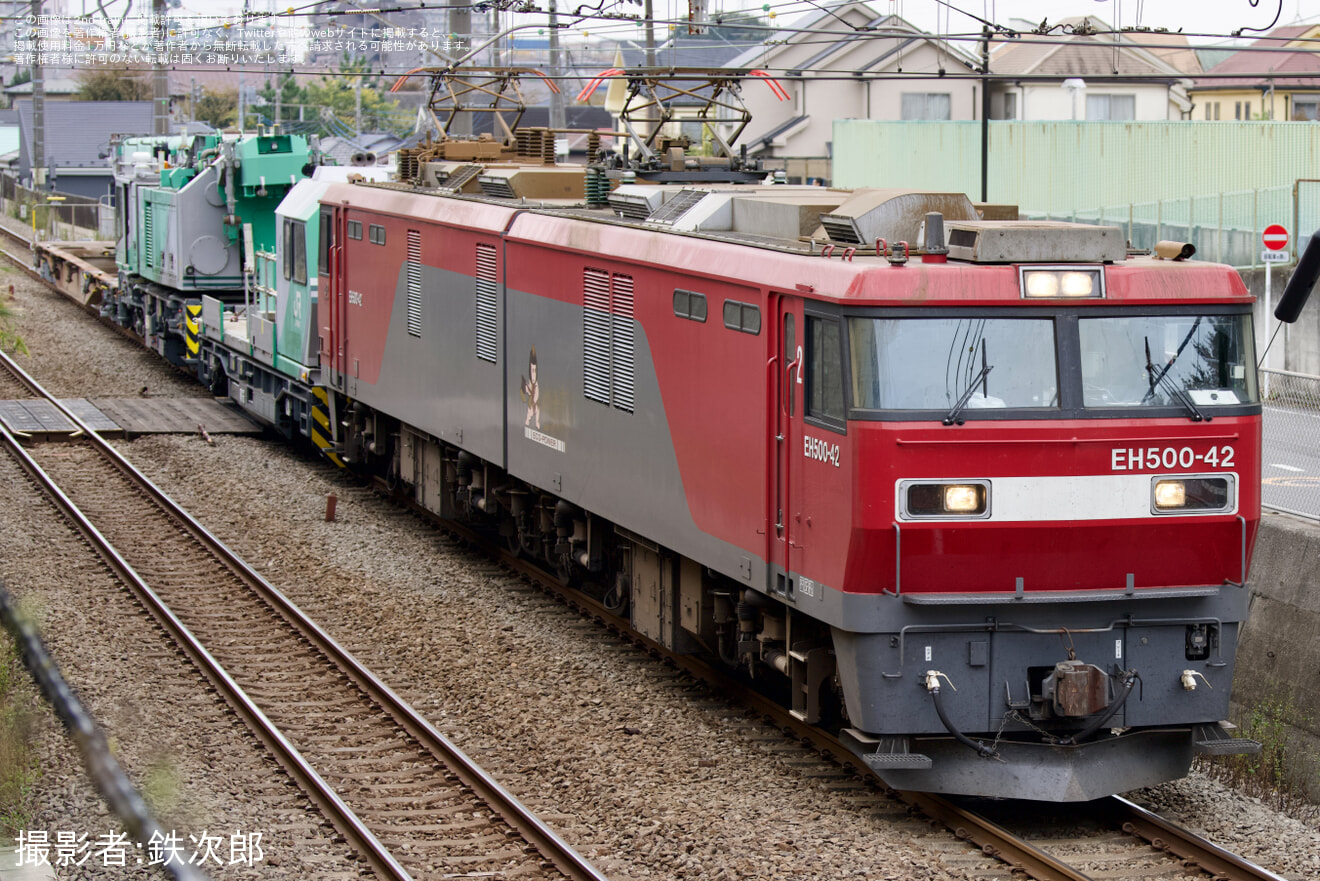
(991, 17, 1188, 80)
(15, 99, 154, 169)
(726, 4, 979, 72)
(1192, 25, 1320, 90)
(618, 31, 757, 69)
(4, 77, 82, 96)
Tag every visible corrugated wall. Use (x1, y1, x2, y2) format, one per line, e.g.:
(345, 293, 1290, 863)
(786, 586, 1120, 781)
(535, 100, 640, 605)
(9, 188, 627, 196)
(833, 121, 1320, 266)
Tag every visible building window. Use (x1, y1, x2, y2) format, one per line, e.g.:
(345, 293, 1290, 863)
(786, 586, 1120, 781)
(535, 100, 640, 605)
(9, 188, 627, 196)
(1004, 92, 1017, 120)
(806, 316, 844, 426)
(1293, 97, 1320, 121)
(1204, 103, 1211, 120)
(722, 300, 761, 335)
(673, 289, 707, 322)
(347, 219, 362, 240)
(1086, 94, 1135, 120)
(1214, 102, 1221, 120)
(901, 93, 951, 120)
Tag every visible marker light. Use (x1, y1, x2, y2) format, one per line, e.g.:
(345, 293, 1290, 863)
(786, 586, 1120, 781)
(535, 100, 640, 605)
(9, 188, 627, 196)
(1020, 266, 1104, 299)
(902, 481, 990, 519)
(1151, 476, 1234, 514)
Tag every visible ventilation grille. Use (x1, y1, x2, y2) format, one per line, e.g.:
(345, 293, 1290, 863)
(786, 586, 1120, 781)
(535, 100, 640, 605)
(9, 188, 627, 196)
(582, 268, 634, 413)
(645, 189, 705, 225)
(478, 176, 516, 199)
(583, 268, 612, 406)
(142, 202, 154, 268)
(475, 243, 497, 363)
(608, 194, 654, 220)
(406, 230, 422, 338)
(819, 216, 863, 244)
(610, 275, 635, 413)
(442, 164, 482, 192)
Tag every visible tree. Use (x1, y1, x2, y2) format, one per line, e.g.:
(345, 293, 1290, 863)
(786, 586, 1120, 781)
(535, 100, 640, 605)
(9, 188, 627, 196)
(75, 67, 151, 101)
(9, 68, 30, 87)
(195, 87, 238, 130)
(257, 71, 306, 124)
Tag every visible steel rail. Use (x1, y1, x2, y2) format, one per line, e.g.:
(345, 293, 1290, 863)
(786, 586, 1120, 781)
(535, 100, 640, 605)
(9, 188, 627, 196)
(1108, 796, 1291, 881)
(0, 347, 610, 881)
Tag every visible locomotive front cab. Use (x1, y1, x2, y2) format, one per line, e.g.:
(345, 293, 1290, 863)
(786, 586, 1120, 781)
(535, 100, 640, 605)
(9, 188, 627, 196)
(799, 231, 1263, 800)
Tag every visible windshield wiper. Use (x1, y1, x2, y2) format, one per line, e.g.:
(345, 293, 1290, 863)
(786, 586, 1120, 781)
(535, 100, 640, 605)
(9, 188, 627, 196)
(1144, 334, 1210, 422)
(944, 347, 994, 426)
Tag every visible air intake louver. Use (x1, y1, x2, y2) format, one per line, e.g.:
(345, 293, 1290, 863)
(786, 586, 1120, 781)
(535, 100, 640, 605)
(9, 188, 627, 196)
(645, 189, 706, 225)
(477, 175, 517, 199)
(819, 216, 863, 244)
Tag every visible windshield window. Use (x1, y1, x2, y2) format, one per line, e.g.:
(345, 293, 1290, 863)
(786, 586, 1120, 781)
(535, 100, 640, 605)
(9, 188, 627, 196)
(848, 318, 1058, 410)
(1078, 314, 1257, 407)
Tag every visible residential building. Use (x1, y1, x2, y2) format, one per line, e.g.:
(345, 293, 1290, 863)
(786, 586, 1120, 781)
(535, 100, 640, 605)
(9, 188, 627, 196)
(14, 98, 152, 198)
(724, 3, 980, 160)
(1189, 25, 1320, 121)
(989, 17, 1194, 120)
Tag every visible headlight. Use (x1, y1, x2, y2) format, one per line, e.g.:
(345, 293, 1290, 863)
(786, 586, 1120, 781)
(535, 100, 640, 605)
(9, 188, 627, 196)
(1151, 476, 1234, 514)
(1020, 266, 1104, 299)
(902, 481, 990, 519)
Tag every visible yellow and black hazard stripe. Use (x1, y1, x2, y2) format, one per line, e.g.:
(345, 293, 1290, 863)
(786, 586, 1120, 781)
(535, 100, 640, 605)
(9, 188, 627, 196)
(311, 387, 346, 468)
(184, 303, 202, 360)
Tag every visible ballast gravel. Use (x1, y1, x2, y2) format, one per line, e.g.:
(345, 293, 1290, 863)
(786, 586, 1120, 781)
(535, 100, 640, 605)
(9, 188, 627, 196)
(2, 256, 1318, 880)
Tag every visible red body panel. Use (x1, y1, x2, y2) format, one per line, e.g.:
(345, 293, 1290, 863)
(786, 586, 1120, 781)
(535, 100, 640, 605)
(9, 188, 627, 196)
(323, 196, 1261, 601)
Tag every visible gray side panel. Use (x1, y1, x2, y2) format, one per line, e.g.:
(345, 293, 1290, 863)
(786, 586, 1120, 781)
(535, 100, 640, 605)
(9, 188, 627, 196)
(504, 288, 765, 589)
(349, 262, 505, 468)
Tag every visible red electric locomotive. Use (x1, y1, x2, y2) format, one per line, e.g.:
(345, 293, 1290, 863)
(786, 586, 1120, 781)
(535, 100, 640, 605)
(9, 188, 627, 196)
(314, 168, 1260, 800)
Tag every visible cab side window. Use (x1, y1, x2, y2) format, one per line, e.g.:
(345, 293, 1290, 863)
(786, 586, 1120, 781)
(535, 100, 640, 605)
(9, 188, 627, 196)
(806, 315, 845, 426)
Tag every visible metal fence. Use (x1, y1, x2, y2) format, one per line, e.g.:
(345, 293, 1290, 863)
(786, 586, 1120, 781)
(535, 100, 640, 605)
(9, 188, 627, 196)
(1031, 183, 1320, 270)
(833, 121, 1320, 270)
(0, 173, 114, 241)
(1261, 369, 1320, 521)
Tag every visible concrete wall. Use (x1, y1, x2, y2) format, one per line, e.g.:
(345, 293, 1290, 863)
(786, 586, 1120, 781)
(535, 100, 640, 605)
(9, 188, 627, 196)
(1234, 511, 1320, 797)
(1242, 264, 1320, 377)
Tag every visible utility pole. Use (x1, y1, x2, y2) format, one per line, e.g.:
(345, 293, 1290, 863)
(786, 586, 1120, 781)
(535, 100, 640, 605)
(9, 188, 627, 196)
(547, 0, 565, 133)
(152, 0, 168, 134)
(448, 0, 472, 134)
(354, 79, 362, 133)
(980, 25, 990, 203)
(643, 0, 656, 66)
(30, 0, 42, 187)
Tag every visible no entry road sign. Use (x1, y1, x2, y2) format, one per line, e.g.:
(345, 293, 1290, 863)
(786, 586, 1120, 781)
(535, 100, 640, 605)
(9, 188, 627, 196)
(1263, 224, 1289, 251)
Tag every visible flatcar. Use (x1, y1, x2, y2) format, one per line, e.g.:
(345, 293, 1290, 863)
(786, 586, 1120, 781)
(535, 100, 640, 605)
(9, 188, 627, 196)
(98, 125, 1264, 801)
(311, 170, 1262, 801)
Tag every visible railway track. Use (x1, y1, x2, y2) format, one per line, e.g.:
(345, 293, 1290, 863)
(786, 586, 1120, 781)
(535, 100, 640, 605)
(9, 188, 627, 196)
(0, 347, 609, 881)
